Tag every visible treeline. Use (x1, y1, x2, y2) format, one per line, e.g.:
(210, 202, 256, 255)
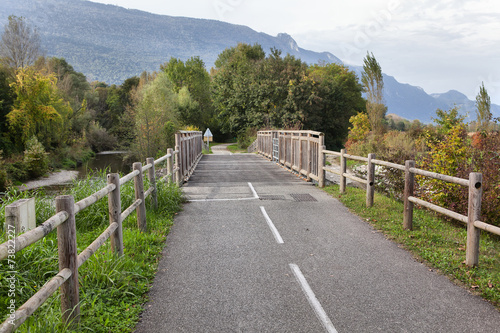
(0, 16, 368, 191)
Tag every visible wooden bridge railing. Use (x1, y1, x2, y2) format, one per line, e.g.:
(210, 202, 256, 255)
(0, 131, 202, 332)
(175, 131, 203, 184)
(256, 130, 325, 186)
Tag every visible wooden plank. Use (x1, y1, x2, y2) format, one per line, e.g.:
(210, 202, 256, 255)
(366, 153, 375, 207)
(74, 184, 115, 215)
(77, 222, 118, 268)
(146, 157, 158, 209)
(121, 199, 142, 222)
(404, 160, 415, 230)
(0, 268, 72, 332)
(107, 173, 123, 256)
(56, 195, 80, 326)
(0, 211, 68, 261)
(119, 169, 140, 186)
(133, 163, 147, 232)
(343, 173, 367, 185)
(340, 149, 347, 193)
(344, 153, 368, 162)
(408, 196, 468, 224)
(409, 167, 469, 187)
(474, 221, 500, 236)
(372, 159, 405, 171)
(466, 173, 482, 267)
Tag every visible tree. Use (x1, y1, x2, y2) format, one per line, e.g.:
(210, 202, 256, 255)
(7, 67, 72, 149)
(161, 57, 213, 130)
(0, 16, 42, 69)
(475, 82, 491, 132)
(134, 72, 179, 159)
(433, 106, 466, 136)
(361, 52, 386, 134)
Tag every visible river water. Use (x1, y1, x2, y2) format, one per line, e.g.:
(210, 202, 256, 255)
(76, 151, 131, 179)
(20, 151, 131, 194)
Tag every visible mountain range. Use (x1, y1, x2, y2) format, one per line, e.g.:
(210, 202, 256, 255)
(1, 0, 498, 123)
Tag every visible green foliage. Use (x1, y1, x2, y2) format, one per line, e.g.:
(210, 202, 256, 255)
(0, 151, 8, 191)
(432, 106, 466, 136)
(0, 65, 15, 154)
(23, 136, 49, 178)
(212, 43, 364, 149)
(86, 121, 118, 152)
(418, 123, 470, 215)
(347, 112, 371, 142)
(161, 57, 214, 131)
(7, 67, 73, 150)
(134, 72, 179, 160)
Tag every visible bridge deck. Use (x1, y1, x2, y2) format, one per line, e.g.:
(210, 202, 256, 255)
(134, 153, 500, 333)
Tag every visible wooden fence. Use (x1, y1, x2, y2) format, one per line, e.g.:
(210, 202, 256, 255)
(256, 130, 500, 267)
(257, 130, 325, 186)
(0, 131, 202, 332)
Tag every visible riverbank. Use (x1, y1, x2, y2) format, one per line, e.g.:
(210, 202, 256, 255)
(18, 170, 79, 191)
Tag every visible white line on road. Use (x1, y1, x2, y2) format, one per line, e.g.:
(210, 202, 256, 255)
(289, 264, 338, 333)
(248, 182, 259, 198)
(259, 206, 284, 244)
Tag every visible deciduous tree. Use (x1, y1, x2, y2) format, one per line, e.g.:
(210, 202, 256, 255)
(0, 16, 42, 69)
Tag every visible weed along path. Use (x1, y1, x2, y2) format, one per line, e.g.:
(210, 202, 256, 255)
(134, 154, 500, 332)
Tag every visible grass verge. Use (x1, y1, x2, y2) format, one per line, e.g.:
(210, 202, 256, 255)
(0, 172, 183, 332)
(226, 144, 247, 154)
(322, 184, 500, 310)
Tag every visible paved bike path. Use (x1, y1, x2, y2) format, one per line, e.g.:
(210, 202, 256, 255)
(134, 154, 500, 332)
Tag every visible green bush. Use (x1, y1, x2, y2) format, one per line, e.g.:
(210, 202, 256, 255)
(24, 136, 49, 178)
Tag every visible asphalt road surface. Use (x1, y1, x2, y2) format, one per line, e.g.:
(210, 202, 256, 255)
(134, 153, 500, 333)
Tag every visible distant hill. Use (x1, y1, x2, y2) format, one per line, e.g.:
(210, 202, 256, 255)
(1, 0, 498, 123)
(0, 0, 341, 83)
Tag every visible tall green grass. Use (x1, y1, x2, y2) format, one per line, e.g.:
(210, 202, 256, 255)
(0, 172, 183, 332)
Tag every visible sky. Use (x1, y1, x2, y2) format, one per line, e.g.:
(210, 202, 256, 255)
(90, 0, 500, 104)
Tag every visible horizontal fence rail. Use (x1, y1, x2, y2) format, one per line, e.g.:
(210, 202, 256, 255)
(1, 131, 202, 332)
(321, 148, 495, 267)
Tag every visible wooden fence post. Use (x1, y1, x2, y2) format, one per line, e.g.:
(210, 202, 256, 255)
(133, 162, 147, 232)
(466, 172, 482, 267)
(340, 149, 347, 194)
(403, 160, 415, 231)
(175, 145, 181, 187)
(146, 157, 158, 210)
(366, 153, 376, 207)
(167, 148, 173, 184)
(107, 173, 123, 256)
(318, 145, 326, 188)
(55, 195, 80, 326)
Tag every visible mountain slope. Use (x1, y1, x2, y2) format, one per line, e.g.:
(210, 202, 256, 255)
(1, 0, 498, 123)
(0, 0, 341, 83)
